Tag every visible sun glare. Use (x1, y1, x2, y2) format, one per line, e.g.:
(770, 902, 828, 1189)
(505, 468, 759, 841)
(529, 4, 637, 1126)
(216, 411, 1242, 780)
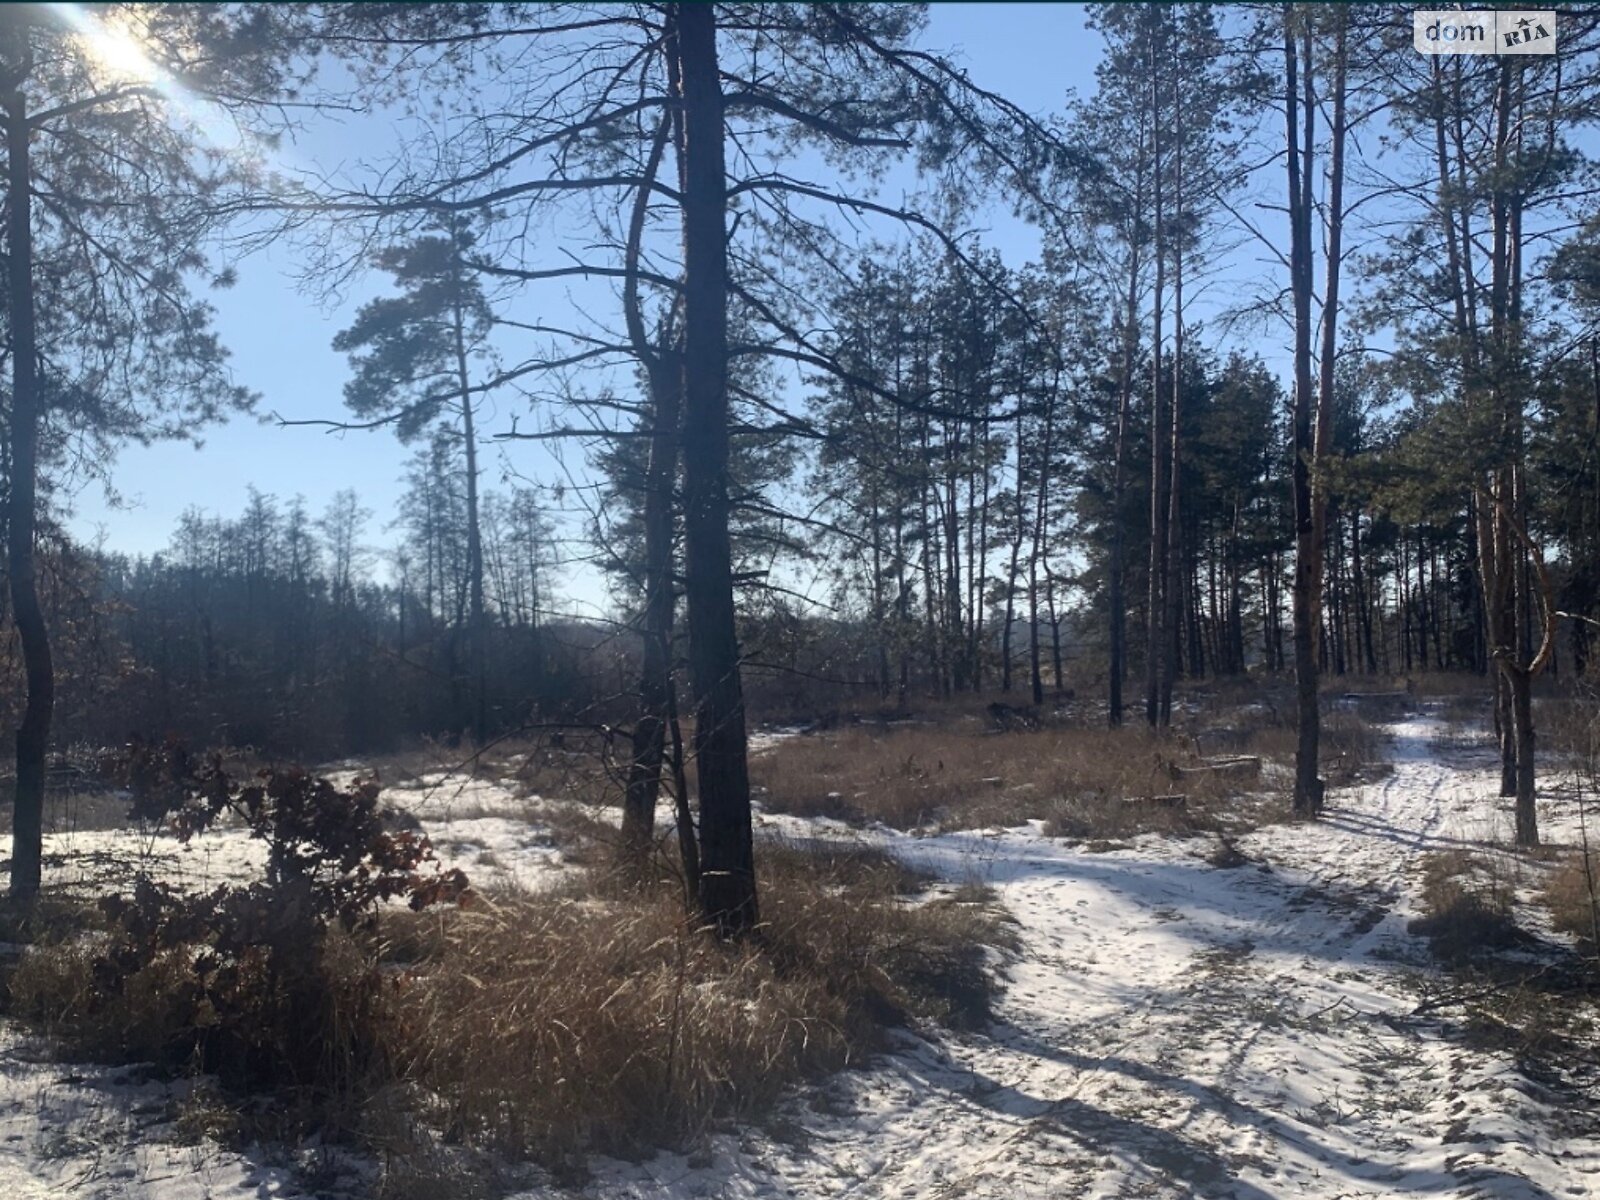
(50, 3, 171, 91)
(45, 3, 304, 186)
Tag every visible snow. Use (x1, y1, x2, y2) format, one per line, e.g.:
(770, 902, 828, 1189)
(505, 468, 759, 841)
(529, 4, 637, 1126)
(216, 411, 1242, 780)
(2, 705, 1598, 1198)
(0, 1030, 337, 1199)
(563, 710, 1600, 1199)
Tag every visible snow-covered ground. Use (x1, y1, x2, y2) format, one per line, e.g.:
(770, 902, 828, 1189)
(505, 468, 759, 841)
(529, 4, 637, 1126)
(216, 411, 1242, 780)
(3, 707, 1598, 1198)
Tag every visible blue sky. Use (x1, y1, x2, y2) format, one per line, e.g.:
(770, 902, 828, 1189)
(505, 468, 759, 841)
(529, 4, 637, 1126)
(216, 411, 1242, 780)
(62, 5, 1097, 609)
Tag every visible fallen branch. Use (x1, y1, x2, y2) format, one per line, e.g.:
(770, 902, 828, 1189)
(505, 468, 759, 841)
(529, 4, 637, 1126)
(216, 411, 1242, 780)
(1125, 794, 1188, 808)
(1407, 960, 1566, 1017)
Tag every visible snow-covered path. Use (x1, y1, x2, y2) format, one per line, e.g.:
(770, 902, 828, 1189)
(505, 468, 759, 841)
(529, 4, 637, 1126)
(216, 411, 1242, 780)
(590, 712, 1600, 1199)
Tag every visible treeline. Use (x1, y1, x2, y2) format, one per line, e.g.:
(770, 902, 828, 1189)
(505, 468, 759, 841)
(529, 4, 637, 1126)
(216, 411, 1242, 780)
(798, 245, 1600, 705)
(14, 482, 605, 760)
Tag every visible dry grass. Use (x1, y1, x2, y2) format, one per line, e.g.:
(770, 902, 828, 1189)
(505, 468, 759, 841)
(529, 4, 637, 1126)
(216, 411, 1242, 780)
(383, 842, 1008, 1170)
(353, 728, 628, 814)
(749, 710, 1339, 838)
(0, 892, 105, 946)
(1541, 849, 1600, 954)
(1409, 850, 1529, 962)
(12, 938, 219, 1065)
(8, 922, 392, 1123)
(1319, 670, 1486, 701)
(0, 789, 137, 836)
(1540, 694, 1600, 766)
(7, 834, 1009, 1178)
(751, 722, 1200, 831)
(490, 730, 631, 807)
(1211, 709, 1386, 787)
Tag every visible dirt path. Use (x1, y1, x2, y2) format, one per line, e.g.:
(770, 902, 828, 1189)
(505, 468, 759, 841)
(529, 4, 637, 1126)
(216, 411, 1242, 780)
(592, 710, 1600, 1199)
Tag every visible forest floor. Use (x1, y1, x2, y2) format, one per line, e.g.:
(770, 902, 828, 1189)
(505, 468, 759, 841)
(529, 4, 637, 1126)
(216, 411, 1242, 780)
(1, 702, 1598, 1198)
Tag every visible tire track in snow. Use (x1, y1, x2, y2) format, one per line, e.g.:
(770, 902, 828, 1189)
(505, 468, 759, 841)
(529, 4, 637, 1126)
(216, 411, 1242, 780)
(965, 711, 1596, 1200)
(589, 709, 1600, 1200)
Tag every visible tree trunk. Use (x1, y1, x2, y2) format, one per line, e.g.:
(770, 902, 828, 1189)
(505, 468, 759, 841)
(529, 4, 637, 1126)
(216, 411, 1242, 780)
(1286, 11, 1322, 817)
(4, 23, 51, 900)
(1001, 409, 1024, 693)
(944, 428, 964, 693)
(1509, 665, 1537, 845)
(1353, 511, 1377, 674)
(1029, 364, 1056, 709)
(1047, 576, 1064, 694)
(919, 430, 945, 696)
(620, 85, 689, 871)
(667, 676, 700, 903)
(675, 2, 757, 936)
(1264, 546, 1283, 673)
(448, 243, 489, 747)
(1163, 76, 1184, 724)
(1108, 251, 1138, 726)
(1315, 0, 1348, 686)
(973, 430, 990, 693)
(870, 474, 890, 700)
(1228, 504, 1245, 673)
(1145, 38, 1168, 729)
(1485, 58, 1521, 807)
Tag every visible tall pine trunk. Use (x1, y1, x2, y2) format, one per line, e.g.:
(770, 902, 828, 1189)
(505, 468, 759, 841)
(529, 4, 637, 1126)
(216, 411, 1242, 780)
(1108, 260, 1138, 726)
(1286, 11, 1322, 817)
(1029, 365, 1056, 708)
(675, 3, 757, 935)
(1311, 6, 1347, 699)
(4, 19, 50, 899)
(1145, 38, 1168, 729)
(1163, 72, 1184, 723)
(1001, 408, 1025, 692)
(448, 248, 488, 747)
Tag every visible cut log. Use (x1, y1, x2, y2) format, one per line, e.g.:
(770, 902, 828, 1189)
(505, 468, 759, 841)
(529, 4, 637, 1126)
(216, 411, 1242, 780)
(1125, 793, 1187, 808)
(1172, 756, 1261, 782)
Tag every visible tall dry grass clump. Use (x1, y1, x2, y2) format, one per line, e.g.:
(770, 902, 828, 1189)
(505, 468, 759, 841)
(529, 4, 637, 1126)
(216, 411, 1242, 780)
(392, 892, 844, 1162)
(9, 921, 394, 1120)
(376, 838, 1008, 1170)
(1538, 684, 1600, 955)
(1542, 850, 1600, 955)
(1409, 849, 1528, 962)
(7, 835, 1008, 1176)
